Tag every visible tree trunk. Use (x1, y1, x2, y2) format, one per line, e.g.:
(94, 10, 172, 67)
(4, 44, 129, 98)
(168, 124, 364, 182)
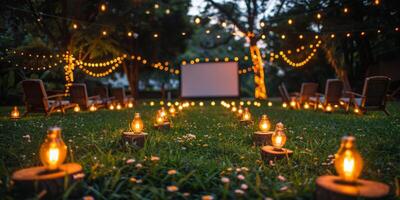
(249, 38, 267, 99)
(123, 62, 139, 98)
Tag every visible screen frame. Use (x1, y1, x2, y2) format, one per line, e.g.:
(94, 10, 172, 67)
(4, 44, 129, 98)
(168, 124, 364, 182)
(179, 62, 240, 99)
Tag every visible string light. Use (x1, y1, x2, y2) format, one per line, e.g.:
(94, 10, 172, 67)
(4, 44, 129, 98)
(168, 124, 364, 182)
(100, 3, 107, 12)
(194, 17, 201, 24)
(288, 19, 293, 25)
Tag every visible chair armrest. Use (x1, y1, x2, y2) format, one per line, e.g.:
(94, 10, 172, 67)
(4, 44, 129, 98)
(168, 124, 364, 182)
(47, 94, 65, 99)
(345, 91, 364, 98)
(89, 95, 101, 100)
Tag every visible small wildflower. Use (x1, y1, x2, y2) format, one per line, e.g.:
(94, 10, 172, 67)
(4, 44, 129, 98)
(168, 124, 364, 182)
(221, 177, 230, 183)
(277, 175, 286, 182)
(201, 195, 214, 200)
(269, 160, 275, 166)
(135, 163, 143, 169)
(129, 177, 137, 183)
(83, 196, 95, 200)
(167, 185, 179, 192)
(126, 159, 135, 164)
(151, 156, 160, 161)
(240, 183, 248, 190)
(234, 189, 245, 195)
(136, 179, 143, 184)
(237, 174, 245, 180)
(241, 167, 249, 172)
(168, 169, 177, 175)
(279, 186, 288, 191)
(183, 192, 190, 197)
(73, 173, 85, 179)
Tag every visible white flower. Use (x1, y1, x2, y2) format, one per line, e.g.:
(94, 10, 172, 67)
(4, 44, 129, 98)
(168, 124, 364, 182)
(277, 175, 286, 182)
(135, 163, 143, 169)
(240, 183, 248, 190)
(234, 189, 245, 195)
(237, 174, 245, 180)
(221, 177, 230, 183)
(126, 159, 135, 164)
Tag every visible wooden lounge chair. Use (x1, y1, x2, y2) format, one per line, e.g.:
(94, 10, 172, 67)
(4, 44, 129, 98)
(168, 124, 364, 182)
(22, 79, 77, 116)
(309, 79, 344, 110)
(111, 87, 134, 107)
(340, 76, 391, 115)
(294, 82, 319, 105)
(95, 86, 116, 106)
(70, 84, 103, 110)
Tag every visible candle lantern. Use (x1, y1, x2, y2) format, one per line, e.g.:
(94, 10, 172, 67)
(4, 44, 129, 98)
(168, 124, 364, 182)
(116, 103, 122, 110)
(73, 105, 80, 112)
(169, 105, 176, 116)
(123, 113, 147, 148)
(260, 122, 293, 161)
(231, 106, 237, 112)
(315, 135, 389, 199)
(324, 104, 333, 113)
(290, 100, 297, 109)
(39, 127, 67, 170)
(240, 108, 252, 125)
(282, 102, 288, 108)
(154, 109, 171, 129)
(237, 106, 244, 118)
(178, 105, 183, 111)
(11, 127, 84, 197)
(127, 101, 134, 108)
(253, 114, 274, 146)
(268, 101, 273, 107)
(303, 102, 310, 109)
(89, 104, 97, 112)
(10, 106, 21, 119)
(109, 104, 115, 110)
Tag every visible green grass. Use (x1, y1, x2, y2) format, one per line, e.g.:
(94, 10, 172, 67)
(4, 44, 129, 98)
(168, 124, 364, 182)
(0, 101, 399, 199)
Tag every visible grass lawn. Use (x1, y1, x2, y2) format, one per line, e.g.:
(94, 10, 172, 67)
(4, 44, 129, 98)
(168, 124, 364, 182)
(0, 101, 399, 199)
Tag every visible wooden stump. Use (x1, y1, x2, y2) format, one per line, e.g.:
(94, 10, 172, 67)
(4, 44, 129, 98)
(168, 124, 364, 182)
(240, 120, 253, 125)
(11, 163, 84, 198)
(315, 175, 390, 200)
(122, 132, 148, 148)
(260, 145, 293, 162)
(253, 131, 273, 146)
(154, 122, 171, 130)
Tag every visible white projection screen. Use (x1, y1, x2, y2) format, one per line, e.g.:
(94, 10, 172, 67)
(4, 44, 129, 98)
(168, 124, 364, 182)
(181, 62, 239, 98)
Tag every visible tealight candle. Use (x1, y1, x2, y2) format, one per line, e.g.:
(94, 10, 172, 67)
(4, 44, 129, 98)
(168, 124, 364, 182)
(73, 105, 80, 112)
(241, 108, 251, 121)
(89, 104, 97, 111)
(10, 106, 20, 119)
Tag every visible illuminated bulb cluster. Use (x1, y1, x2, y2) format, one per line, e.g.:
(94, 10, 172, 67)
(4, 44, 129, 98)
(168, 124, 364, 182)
(153, 62, 180, 75)
(279, 41, 321, 67)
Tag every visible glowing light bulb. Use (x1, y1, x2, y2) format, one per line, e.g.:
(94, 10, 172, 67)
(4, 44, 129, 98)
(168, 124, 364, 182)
(199, 102, 204, 107)
(271, 122, 287, 149)
(178, 105, 183, 111)
(73, 105, 80, 112)
(259, 114, 271, 132)
(116, 103, 122, 110)
(304, 102, 310, 109)
(290, 100, 296, 108)
(109, 104, 115, 110)
(282, 102, 287, 108)
(150, 101, 155, 106)
(231, 106, 237, 112)
(344, 7, 349, 13)
(169, 106, 176, 116)
(128, 101, 134, 108)
(194, 17, 201, 24)
(100, 3, 107, 12)
(268, 102, 273, 107)
(325, 104, 333, 112)
(191, 102, 195, 106)
(354, 108, 361, 114)
(237, 106, 244, 117)
(39, 127, 67, 170)
(10, 106, 20, 119)
(288, 19, 293, 25)
(211, 101, 216, 106)
(334, 136, 363, 182)
(131, 113, 144, 133)
(241, 108, 251, 121)
(160, 107, 167, 118)
(89, 104, 97, 112)
(72, 23, 78, 29)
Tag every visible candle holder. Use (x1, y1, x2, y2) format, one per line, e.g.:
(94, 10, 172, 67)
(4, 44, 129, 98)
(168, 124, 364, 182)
(260, 122, 293, 161)
(240, 108, 253, 125)
(122, 113, 147, 148)
(315, 175, 389, 200)
(153, 109, 172, 130)
(10, 106, 21, 120)
(11, 127, 83, 197)
(253, 114, 273, 146)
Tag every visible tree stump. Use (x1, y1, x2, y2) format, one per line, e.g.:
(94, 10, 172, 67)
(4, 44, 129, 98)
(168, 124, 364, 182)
(253, 131, 273, 146)
(122, 132, 148, 148)
(154, 122, 171, 130)
(315, 175, 390, 200)
(11, 163, 84, 198)
(260, 145, 293, 162)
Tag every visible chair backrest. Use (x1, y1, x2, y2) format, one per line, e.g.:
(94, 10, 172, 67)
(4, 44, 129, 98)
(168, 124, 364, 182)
(324, 79, 344, 104)
(70, 84, 89, 107)
(22, 79, 49, 112)
(111, 88, 126, 103)
(362, 76, 390, 107)
(95, 86, 109, 99)
(279, 83, 291, 102)
(299, 83, 318, 102)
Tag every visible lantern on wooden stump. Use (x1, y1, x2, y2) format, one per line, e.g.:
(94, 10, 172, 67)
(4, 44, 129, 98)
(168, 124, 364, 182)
(240, 108, 252, 125)
(169, 105, 177, 116)
(261, 122, 293, 161)
(315, 135, 389, 200)
(253, 114, 273, 146)
(154, 109, 171, 129)
(122, 113, 147, 148)
(89, 104, 97, 112)
(303, 102, 310, 109)
(73, 105, 80, 112)
(11, 127, 84, 197)
(116, 103, 122, 110)
(10, 106, 20, 120)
